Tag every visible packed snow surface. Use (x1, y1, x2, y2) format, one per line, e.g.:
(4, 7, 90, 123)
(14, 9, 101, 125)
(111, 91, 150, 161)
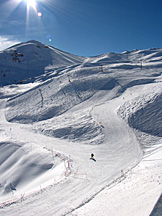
(0, 41, 162, 216)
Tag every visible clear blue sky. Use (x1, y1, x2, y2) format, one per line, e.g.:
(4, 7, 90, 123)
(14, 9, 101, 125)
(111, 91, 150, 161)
(0, 0, 162, 56)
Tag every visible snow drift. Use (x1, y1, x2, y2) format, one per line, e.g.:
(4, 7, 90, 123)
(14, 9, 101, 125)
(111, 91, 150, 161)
(0, 141, 53, 196)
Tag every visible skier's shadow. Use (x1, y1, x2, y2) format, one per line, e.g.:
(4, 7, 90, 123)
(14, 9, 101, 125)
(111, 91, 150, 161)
(90, 158, 96, 162)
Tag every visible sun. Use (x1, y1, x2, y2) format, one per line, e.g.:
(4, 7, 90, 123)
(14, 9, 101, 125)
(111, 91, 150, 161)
(24, 0, 36, 8)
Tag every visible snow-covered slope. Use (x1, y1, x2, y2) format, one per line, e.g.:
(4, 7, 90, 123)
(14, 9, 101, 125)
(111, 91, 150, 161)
(0, 42, 162, 216)
(0, 40, 85, 86)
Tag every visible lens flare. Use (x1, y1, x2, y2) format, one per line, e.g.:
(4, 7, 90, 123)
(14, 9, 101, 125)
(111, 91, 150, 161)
(38, 12, 42, 17)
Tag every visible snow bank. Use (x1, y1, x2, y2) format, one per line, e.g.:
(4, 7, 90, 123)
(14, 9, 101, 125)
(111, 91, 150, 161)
(117, 83, 162, 156)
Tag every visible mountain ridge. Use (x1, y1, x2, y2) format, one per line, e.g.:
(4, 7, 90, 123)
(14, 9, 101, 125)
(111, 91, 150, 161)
(1, 40, 162, 87)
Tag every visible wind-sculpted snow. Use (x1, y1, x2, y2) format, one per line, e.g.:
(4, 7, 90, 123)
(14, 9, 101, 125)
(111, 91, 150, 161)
(117, 84, 162, 128)
(0, 141, 54, 197)
(117, 83, 162, 155)
(33, 110, 105, 144)
(128, 93, 162, 137)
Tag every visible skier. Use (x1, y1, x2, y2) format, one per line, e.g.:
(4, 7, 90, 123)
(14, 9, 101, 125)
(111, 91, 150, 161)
(90, 153, 96, 162)
(90, 153, 94, 159)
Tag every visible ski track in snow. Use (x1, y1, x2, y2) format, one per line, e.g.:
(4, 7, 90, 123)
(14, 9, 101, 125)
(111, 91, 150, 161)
(0, 91, 142, 216)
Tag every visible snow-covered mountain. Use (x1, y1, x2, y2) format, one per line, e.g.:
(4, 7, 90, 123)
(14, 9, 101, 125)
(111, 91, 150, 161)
(0, 40, 85, 86)
(0, 41, 162, 216)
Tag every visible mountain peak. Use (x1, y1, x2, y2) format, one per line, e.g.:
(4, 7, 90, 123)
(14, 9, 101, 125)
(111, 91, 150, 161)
(0, 41, 85, 86)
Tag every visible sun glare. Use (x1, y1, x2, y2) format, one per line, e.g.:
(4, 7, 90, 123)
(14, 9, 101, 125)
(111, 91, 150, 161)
(24, 0, 36, 8)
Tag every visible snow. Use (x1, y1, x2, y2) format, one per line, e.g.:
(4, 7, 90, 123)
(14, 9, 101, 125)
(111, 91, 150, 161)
(70, 149, 162, 216)
(0, 41, 162, 215)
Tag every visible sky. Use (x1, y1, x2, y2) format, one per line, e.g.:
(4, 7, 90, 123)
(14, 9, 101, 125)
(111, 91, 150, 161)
(0, 0, 162, 56)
